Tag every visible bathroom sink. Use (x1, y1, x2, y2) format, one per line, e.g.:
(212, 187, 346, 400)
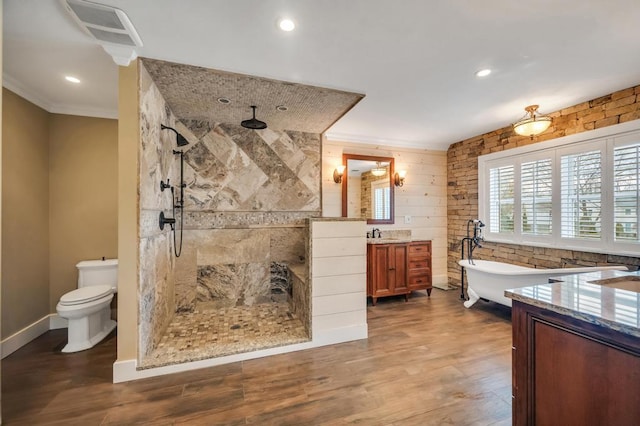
(589, 276, 640, 293)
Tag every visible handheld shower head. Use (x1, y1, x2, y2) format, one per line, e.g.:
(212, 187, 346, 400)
(161, 124, 189, 147)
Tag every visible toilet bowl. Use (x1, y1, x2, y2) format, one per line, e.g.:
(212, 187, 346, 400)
(56, 259, 118, 353)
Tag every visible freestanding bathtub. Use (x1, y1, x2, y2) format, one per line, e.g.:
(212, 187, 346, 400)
(459, 259, 628, 308)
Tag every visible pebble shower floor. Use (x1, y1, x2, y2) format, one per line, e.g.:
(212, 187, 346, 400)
(139, 302, 309, 369)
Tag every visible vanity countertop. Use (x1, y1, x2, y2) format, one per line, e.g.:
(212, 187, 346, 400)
(366, 238, 430, 244)
(367, 238, 410, 244)
(505, 269, 640, 337)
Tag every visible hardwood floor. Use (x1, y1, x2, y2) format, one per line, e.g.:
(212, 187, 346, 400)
(2, 289, 513, 425)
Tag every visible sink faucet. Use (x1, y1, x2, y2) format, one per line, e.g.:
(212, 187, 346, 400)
(372, 228, 381, 238)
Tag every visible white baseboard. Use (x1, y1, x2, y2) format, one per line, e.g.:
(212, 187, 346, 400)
(114, 340, 316, 383)
(113, 323, 368, 383)
(312, 324, 368, 346)
(49, 314, 68, 330)
(432, 274, 450, 290)
(1, 314, 51, 359)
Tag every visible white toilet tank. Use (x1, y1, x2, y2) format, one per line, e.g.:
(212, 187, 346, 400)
(77, 259, 118, 291)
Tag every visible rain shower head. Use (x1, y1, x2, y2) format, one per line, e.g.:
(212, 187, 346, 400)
(241, 106, 267, 130)
(161, 124, 189, 147)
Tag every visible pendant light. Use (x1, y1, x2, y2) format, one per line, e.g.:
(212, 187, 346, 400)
(513, 105, 552, 138)
(371, 162, 387, 177)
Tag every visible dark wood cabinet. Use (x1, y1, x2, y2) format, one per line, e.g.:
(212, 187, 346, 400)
(512, 301, 640, 426)
(367, 241, 432, 305)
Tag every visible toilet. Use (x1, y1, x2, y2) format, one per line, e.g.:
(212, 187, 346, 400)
(56, 259, 118, 353)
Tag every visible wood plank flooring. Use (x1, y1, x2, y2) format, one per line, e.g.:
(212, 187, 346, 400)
(2, 289, 513, 425)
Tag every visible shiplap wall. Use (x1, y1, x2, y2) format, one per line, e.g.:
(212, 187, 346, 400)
(310, 220, 367, 343)
(322, 139, 448, 288)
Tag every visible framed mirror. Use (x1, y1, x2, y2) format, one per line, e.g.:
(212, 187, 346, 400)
(341, 153, 395, 224)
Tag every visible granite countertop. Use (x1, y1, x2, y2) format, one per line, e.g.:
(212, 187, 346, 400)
(505, 269, 640, 337)
(308, 217, 367, 222)
(367, 237, 413, 244)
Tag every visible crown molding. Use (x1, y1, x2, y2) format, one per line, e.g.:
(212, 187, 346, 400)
(3, 73, 118, 119)
(3, 73, 53, 112)
(50, 103, 118, 120)
(325, 131, 449, 152)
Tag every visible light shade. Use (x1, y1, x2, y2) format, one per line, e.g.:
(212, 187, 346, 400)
(513, 105, 552, 138)
(371, 162, 387, 177)
(394, 170, 407, 187)
(333, 165, 346, 183)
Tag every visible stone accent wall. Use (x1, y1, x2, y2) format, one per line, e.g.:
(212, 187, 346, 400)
(138, 62, 180, 358)
(360, 168, 389, 219)
(447, 85, 640, 286)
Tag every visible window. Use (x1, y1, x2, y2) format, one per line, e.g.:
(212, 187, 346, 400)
(478, 120, 640, 256)
(489, 165, 514, 233)
(560, 150, 601, 239)
(521, 159, 552, 235)
(371, 180, 390, 220)
(614, 143, 639, 242)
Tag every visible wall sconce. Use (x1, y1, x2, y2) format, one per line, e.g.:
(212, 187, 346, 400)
(333, 165, 346, 183)
(394, 170, 407, 187)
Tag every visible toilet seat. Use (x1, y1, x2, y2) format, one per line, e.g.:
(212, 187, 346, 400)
(59, 285, 113, 306)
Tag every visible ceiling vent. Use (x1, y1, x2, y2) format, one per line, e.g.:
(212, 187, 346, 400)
(62, 0, 143, 66)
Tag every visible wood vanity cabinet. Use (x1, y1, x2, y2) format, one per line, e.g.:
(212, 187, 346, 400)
(512, 301, 640, 426)
(367, 241, 432, 305)
(407, 241, 432, 295)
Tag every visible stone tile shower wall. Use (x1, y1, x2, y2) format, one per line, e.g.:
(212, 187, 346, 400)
(447, 85, 640, 287)
(138, 62, 181, 359)
(172, 121, 320, 316)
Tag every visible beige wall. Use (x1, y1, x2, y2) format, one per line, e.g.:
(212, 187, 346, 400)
(117, 61, 140, 361)
(1, 3, 4, 420)
(323, 139, 448, 286)
(447, 84, 640, 286)
(1, 89, 50, 338)
(48, 114, 118, 311)
(1, 89, 118, 338)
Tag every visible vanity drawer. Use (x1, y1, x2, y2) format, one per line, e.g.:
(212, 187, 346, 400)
(409, 243, 431, 255)
(409, 260, 430, 270)
(408, 274, 431, 286)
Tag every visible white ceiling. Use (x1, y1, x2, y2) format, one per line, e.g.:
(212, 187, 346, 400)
(4, 0, 640, 151)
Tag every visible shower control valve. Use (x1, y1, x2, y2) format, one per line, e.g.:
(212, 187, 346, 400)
(160, 179, 172, 192)
(159, 211, 176, 231)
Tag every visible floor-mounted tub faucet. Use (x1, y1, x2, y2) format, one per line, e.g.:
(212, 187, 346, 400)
(460, 219, 485, 300)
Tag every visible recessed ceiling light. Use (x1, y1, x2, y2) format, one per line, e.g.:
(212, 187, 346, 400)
(276, 105, 288, 112)
(278, 18, 295, 32)
(65, 75, 81, 83)
(217, 97, 231, 104)
(475, 69, 492, 78)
